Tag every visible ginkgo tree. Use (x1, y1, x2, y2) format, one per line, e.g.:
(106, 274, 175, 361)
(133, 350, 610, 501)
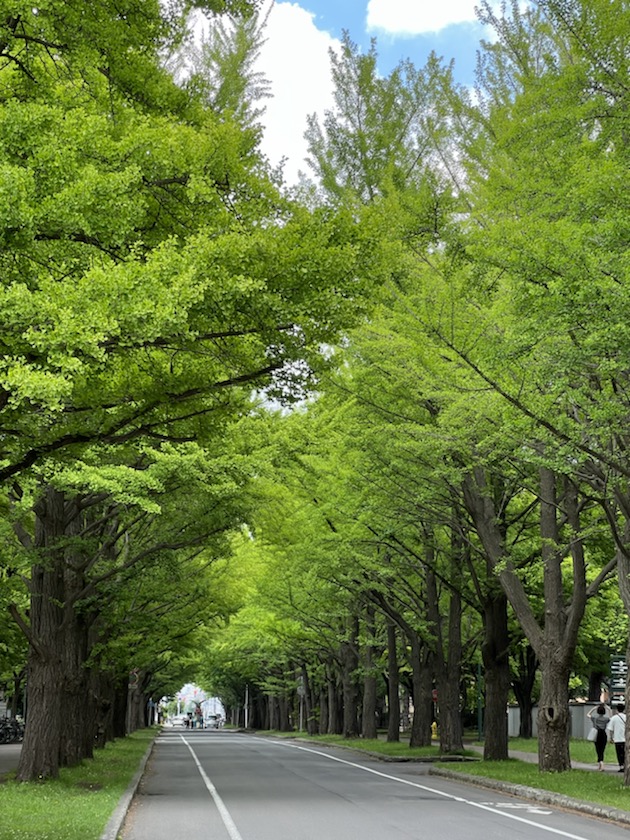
(0, 0, 391, 782)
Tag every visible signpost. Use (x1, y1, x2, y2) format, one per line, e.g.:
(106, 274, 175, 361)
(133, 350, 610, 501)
(610, 655, 627, 705)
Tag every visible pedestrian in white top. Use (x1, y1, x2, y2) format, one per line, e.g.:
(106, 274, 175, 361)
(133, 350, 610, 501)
(606, 703, 626, 772)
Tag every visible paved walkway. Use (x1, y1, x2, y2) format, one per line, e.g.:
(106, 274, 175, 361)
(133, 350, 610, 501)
(466, 743, 621, 772)
(0, 743, 21, 777)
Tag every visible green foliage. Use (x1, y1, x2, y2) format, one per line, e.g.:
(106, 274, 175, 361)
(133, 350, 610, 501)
(0, 728, 156, 840)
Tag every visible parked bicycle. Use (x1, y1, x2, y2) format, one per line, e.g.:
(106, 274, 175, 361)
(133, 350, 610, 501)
(0, 716, 25, 744)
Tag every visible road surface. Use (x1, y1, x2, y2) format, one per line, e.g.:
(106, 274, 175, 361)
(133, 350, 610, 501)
(121, 729, 627, 840)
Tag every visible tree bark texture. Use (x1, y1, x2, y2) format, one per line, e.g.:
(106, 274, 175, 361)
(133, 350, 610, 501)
(512, 643, 538, 739)
(341, 616, 360, 738)
(386, 618, 400, 742)
(407, 630, 433, 748)
(426, 554, 463, 755)
(482, 590, 510, 760)
(17, 488, 91, 781)
(361, 605, 378, 739)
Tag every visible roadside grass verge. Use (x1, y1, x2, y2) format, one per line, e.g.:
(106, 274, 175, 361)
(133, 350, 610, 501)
(438, 759, 630, 813)
(0, 727, 156, 840)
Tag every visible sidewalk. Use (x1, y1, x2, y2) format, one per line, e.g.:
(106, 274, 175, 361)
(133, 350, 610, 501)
(0, 743, 21, 777)
(467, 743, 620, 772)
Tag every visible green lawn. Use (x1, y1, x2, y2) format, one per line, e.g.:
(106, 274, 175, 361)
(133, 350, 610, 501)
(442, 757, 630, 813)
(0, 728, 155, 840)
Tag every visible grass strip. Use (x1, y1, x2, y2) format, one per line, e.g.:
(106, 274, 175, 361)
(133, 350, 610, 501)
(437, 759, 630, 813)
(0, 727, 156, 840)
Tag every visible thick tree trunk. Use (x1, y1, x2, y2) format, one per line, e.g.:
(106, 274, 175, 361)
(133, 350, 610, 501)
(341, 658, 359, 737)
(482, 590, 510, 760)
(407, 630, 433, 747)
(16, 650, 64, 781)
(361, 605, 378, 740)
(537, 654, 571, 771)
(386, 619, 400, 742)
(341, 617, 360, 738)
(17, 488, 79, 781)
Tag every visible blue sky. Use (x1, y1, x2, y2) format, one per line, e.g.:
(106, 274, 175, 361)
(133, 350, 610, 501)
(250, 0, 493, 182)
(298, 0, 485, 83)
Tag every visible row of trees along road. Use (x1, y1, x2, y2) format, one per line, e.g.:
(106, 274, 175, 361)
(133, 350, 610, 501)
(198, 0, 630, 778)
(4, 0, 630, 783)
(0, 0, 389, 782)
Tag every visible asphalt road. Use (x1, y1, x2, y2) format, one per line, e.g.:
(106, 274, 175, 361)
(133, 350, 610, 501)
(120, 730, 630, 840)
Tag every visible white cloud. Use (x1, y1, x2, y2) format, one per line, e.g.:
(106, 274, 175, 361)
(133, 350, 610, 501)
(366, 0, 479, 35)
(255, 2, 340, 183)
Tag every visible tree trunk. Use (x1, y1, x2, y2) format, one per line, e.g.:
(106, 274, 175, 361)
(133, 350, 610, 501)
(482, 590, 510, 760)
(426, 560, 463, 755)
(16, 488, 73, 781)
(319, 687, 328, 735)
(326, 661, 342, 734)
(16, 650, 64, 781)
(386, 618, 400, 742)
(112, 677, 128, 739)
(278, 694, 291, 731)
(301, 664, 318, 735)
(464, 467, 588, 772)
(341, 617, 360, 738)
(512, 643, 538, 739)
(361, 605, 378, 739)
(407, 629, 433, 747)
(537, 653, 571, 771)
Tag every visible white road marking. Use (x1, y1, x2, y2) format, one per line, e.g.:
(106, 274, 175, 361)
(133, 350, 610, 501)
(480, 801, 553, 814)
(252, 737, 594, 840)
(181, 736, 244, 840)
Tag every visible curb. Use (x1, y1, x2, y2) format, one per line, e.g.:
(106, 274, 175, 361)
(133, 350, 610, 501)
(99, 738, 156, 840)
(429, 766, 630, 827)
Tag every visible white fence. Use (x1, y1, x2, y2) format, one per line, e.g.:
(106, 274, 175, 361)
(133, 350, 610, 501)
(508, 702, 604, 739)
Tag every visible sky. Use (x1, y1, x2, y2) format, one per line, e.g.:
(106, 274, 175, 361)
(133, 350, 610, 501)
(250, 0, 494, 183)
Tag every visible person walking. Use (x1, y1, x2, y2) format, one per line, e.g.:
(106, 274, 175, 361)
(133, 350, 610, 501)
(587, 704, 610, 770)
(606, 703, 627, 772)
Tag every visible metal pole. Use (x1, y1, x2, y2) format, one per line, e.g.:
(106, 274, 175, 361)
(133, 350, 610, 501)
(245, 684, 249, 729)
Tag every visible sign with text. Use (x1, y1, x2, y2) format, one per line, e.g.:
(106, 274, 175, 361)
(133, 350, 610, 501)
(610, 656, 627, 705)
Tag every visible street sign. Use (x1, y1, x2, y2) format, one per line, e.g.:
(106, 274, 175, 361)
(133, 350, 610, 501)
(610, 655, 627, 705)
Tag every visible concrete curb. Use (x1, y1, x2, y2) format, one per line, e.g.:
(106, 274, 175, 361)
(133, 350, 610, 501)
(429, 766, 630, 827)
(99, 737, 156, 840)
